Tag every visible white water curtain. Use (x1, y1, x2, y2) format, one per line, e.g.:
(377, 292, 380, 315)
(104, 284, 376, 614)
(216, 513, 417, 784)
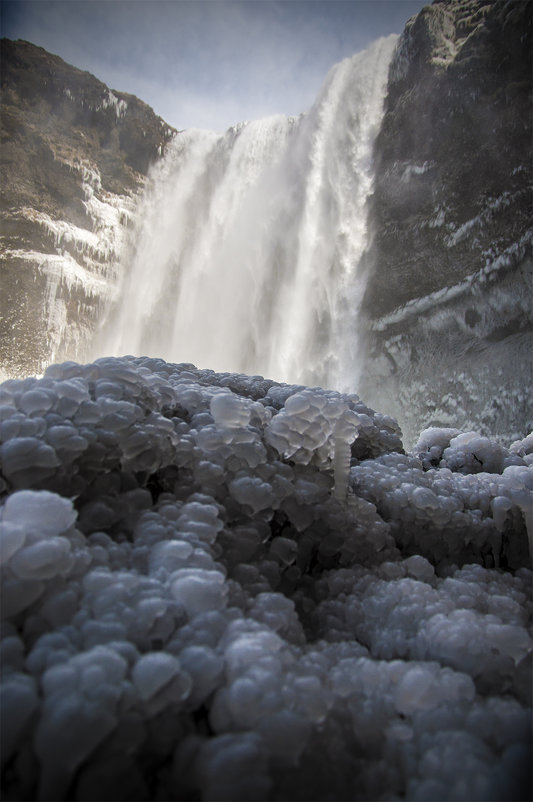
(98, 35, 398, 392)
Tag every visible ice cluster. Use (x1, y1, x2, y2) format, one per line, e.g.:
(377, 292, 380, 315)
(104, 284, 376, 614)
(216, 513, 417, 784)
(0, 356, 531, 801)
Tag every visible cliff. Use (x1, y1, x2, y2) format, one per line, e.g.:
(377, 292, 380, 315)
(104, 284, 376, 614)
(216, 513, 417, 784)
(359, 0, 532, 444)
(0, 39, 176, 378)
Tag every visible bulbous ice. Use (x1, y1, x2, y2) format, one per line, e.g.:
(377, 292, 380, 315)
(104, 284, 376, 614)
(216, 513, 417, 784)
(210, 393, 252, 429)
(0, 356, 530, 801)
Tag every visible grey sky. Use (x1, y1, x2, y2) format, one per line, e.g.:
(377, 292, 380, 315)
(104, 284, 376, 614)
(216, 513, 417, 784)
(1, 0, 429, 131)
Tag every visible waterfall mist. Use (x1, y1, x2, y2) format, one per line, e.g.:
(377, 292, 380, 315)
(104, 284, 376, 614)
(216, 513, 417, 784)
(97, 35, 398, 391)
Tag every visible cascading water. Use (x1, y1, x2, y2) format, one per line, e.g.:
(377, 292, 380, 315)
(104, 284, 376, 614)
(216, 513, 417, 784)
(97, 34, 398, 391)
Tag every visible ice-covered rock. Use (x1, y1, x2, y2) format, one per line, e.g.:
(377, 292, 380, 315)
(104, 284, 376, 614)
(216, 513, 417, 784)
(0, 355, 531, 801)
(1, 40, 176, 380)
(359, 0, 532, 448)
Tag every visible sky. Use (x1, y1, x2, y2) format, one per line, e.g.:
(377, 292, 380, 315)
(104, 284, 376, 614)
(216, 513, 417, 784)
(1, 0, 429, 132)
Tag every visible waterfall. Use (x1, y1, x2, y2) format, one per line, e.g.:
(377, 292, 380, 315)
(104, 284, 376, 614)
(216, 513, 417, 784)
(98, 34, 397, 391)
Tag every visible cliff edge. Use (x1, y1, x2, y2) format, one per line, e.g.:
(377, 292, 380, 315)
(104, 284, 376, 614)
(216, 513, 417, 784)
(359, 0, 532, 444)
(0, 39, 176, 378)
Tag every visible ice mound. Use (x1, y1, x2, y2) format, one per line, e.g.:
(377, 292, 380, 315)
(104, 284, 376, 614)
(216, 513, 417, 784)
(0, 356, 531, 801)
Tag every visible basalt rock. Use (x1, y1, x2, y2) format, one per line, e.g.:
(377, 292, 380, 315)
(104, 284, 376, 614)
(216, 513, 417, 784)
(359, 0, 532, 445)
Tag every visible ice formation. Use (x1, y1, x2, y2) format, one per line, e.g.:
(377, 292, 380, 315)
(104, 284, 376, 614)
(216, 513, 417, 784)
(2, 157, 137, 378)
(0, 356, 531, 801)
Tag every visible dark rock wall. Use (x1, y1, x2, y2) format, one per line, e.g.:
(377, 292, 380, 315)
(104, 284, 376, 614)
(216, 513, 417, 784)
(0, 39, 176, 378)
(359, 0, 532, 445)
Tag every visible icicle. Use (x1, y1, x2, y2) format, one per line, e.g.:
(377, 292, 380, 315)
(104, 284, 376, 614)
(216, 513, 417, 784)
(333, 437, 352, 502)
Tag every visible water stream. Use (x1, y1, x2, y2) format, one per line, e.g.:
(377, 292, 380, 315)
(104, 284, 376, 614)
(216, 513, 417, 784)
(98, 34, 397, 391)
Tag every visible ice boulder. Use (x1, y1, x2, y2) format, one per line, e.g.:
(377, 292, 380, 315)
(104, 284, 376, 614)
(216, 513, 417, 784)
(1, 489, 77, 536)
(0, 355, 530, 802)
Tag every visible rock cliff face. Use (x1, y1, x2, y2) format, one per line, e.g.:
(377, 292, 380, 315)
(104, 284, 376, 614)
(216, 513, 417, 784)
(359, 0, 532, 444)
(0, 39, 176, 379)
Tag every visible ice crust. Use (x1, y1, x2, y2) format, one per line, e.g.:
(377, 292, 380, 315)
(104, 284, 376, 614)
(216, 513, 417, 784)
(0, 356, 531, 801)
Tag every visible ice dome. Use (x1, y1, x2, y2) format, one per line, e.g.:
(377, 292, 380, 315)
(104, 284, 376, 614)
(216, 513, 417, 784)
(0, 356, 531, 801)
